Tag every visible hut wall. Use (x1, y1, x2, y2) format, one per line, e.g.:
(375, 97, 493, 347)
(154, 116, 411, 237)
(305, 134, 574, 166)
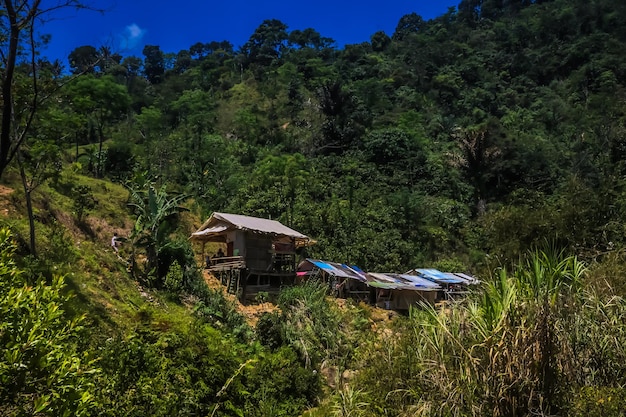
(226, 231, 247, 257)
(379, 290, 436, 310)
(244, 233, 273, 272)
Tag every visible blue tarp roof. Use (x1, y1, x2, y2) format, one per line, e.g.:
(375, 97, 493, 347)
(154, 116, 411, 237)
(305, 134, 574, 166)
(308, 259, 367, 282)
(412, 268, 466, 285)
(301, 260, 477, 292)
(367, 273, 441, 291)
(396, 273, 442, 289)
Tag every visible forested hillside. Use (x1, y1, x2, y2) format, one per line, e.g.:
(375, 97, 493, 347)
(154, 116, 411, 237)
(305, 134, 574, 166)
(23, 0, 626, 270)
(2, 0, 626, 416)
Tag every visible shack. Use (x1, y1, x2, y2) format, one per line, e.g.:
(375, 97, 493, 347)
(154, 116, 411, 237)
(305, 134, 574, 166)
(366, 273, 440, 309)
(191, 212, 313, 302)
(405, 268, 480, 300)
(297, 259, 371, 302)
(297, 259, 441, 309)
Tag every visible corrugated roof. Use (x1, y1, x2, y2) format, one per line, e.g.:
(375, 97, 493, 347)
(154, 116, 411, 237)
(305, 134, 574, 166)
(410, 268, 466, 285)
(367, 273, 440, 291)
(299, 260, 442, 292)
(191, 212, 312, 245)
(213, 213, 309, 239)
(308, 259, 367, 281)
(190, 225, 228, 237)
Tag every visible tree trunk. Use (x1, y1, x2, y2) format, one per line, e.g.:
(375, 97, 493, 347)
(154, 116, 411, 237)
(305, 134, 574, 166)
(97, 125, 104, 178)
(18, 158, 37, 258)
(0, 1, 20, 179)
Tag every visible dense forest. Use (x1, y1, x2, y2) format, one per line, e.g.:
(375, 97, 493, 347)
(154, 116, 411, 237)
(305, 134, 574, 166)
(2, 0, 626, 415)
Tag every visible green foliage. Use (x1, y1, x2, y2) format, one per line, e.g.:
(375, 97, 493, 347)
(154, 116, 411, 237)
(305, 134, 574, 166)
(164, 260, 183, 292)
(255, 311, 284, 349)
(8, 2, 626, 415)
(66, 75, 131, 177)
(127, 182, 188, 288)
(331, 386, 372, 417)
(0, 228, 97, 417)
(42, 220, 78, 265)
(104, 139, 136, 181)
(570, 387, 626, 417)
(92, 324, 245, 417)
(188, 276, 252, 341)
(276, 281, 344, 367)
(72, 184, 97, 222)
(243, 347, 321, 416)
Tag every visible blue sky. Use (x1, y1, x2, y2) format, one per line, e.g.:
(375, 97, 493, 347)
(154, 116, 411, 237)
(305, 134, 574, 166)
(40, 0, 457, 63)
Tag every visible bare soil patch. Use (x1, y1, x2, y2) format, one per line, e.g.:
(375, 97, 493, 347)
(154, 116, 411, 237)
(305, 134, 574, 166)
(202, 270, 279, 326)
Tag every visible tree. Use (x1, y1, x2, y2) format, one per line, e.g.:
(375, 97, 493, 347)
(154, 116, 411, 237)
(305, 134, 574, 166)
(239, 154, 309, 225)
(127, 182, 188, 288)
(392, 12, 424, 40)
(142, 44, 165, 84)
(67, 75, 131, 177)
(370, 31, 391, 52)
(68, 45, 98, 74)
(96, 45, 121, 73)
(288, 28, 334, 50)
(173, 49, 192, 74)
(0, 0, 90, 180)
(170, 89, 216, 135)
(135, 105, 168, 177)
(17, 140, 62, 258)
(242, 19, 289, 67)
(449, 127, 501, 215)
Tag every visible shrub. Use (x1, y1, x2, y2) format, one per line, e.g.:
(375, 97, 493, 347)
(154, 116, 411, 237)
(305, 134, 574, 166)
(0, 228, 97, 416)
(570, 387, 626, 417)
(243, 346, 321, 416)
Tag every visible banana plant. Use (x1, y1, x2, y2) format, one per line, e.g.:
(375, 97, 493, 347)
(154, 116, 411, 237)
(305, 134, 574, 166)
(126, 182, 188, 288)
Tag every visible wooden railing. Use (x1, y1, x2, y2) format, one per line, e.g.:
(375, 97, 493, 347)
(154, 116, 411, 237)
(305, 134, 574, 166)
(207, 256, 245, 271)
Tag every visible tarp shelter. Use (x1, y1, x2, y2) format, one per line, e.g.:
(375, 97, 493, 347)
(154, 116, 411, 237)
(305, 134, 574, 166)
(405, 268, 479, 301)
(412, 268, 467, 285)
(298, 259, 370, 301)
(366, 273, 440, 308)
(448, 272, 480, 285)
(297, 259, 441, 309)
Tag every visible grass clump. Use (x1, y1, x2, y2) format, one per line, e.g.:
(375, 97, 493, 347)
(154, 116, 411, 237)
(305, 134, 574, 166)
(346, 249, 626, 417)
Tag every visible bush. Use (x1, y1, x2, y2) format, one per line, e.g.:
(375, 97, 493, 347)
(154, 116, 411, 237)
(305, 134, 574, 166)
(0, 228, 97, 417)
(256, 311, 284, 349)
(570, 387, 626, 417)
(243, 346, 321, 416)
(92, 324, 246, 417)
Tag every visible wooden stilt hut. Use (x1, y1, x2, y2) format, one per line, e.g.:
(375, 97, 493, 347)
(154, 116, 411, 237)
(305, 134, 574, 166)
(191, 212, 313, 303)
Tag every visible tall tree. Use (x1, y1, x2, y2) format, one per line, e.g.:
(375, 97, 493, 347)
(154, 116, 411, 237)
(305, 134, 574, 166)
(242, 19, 289, 67)
(68, 45, 99, 74)
(67, 75, 131, 177)
(17, 140, 62, 257)
(392, 12, 424, 40)
(0, 0, 90, 180)
(142, 44, 165, 84)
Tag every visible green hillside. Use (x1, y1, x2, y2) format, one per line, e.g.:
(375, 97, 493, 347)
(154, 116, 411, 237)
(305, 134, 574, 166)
(2, 0, 626, 415)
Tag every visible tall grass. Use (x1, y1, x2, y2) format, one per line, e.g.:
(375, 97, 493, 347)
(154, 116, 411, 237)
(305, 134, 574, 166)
(352, 249, 626, 416)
